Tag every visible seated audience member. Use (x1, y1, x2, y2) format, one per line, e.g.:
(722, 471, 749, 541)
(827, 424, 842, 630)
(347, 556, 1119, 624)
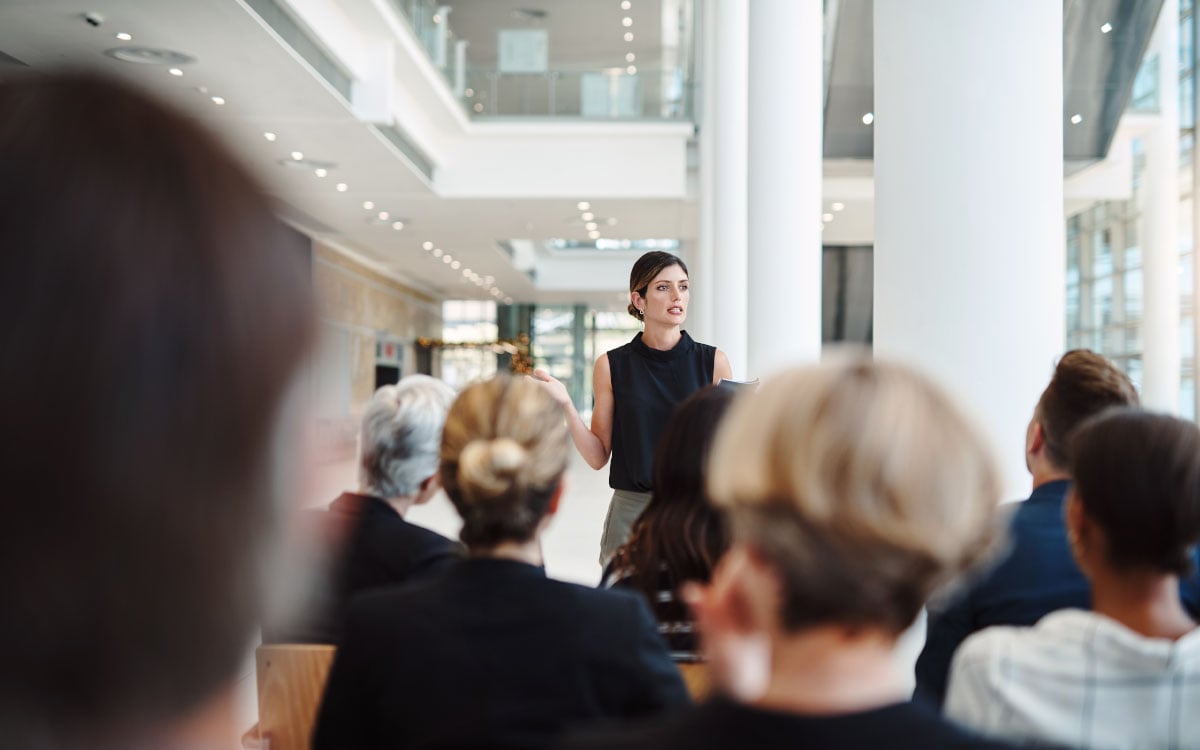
(0, 73, 314, 748)
(946, 409, 1200, 748)
(605, 385, 734, 662)
(312, 376, 690, 750)
(915, 349, 1144, 707)
(278, 376, 461, 643)
(562, 356, 1017, 750)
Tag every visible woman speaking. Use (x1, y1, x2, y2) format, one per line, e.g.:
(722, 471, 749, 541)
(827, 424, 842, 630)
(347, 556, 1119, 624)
(533, 251, 731, 564)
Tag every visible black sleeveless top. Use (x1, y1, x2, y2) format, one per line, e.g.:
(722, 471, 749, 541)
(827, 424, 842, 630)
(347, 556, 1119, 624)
(607, 331, 716, 492)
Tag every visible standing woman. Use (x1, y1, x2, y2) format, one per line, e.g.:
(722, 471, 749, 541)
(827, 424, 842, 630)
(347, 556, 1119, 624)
(533, 251, 732, 564)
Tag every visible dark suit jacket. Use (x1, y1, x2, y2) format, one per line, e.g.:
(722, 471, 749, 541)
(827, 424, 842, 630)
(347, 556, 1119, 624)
(312, 558, 691, 750)
(915, 480, 1200, 707)
(271, 492, 461, 644)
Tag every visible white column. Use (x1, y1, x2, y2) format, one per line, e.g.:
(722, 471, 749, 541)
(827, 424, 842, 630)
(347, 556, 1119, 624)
(747, 0, 823, 378)
(873, 0, 1064, 498)
(690, 0, 717, 346)
(1142, 0, 1181, 413)
(710, 0, 749, 379)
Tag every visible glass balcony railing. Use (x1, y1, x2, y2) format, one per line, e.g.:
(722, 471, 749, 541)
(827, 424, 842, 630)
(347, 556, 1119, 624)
(461, 66, 692, 120)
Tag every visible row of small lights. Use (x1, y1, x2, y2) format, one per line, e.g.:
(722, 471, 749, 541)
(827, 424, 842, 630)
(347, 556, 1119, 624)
(576, 200, 619, 240)
(621, 1, 637, 75)
(421, 241, 513, 304)
(111, 31, 228, 105)
(820, 201, 846, 232)
(860, 20, 1114, 129)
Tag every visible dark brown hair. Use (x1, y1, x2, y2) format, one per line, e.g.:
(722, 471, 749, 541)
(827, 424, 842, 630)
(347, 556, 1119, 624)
(1036, 349, 1138, 467)
(440, 376, 570, 549)
(610, 385, 733, 598)
(628, 251, 688, 320)
(1070, 409, 1200, 575)
(0, 72, 314, 744)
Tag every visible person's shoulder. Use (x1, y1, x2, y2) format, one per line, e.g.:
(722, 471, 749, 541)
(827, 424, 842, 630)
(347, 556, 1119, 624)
(557, 707, 698, 750)
(890, 701, 1021, 749)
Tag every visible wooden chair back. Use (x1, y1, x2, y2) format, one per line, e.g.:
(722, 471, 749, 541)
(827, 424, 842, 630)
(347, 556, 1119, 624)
(254, 644, 336, 750)
(677, 661, 712, 701)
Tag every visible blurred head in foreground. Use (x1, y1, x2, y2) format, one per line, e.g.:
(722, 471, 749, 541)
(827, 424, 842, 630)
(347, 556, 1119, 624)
(439, 376, 570, 553)
(700, 354, 1003, 699)
(0, 72, 315, 747)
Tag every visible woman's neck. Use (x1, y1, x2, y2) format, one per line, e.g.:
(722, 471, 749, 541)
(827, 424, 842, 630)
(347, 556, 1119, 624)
(641, 325, 682, 351)
(753, 626, 908, 715)
(474, 538, 543, 567)
(1090, 567, 1196, 640)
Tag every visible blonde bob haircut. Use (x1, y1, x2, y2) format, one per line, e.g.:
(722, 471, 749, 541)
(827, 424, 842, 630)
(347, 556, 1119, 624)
(440, 375, 570, 549)
(708, 353, 1004, 635)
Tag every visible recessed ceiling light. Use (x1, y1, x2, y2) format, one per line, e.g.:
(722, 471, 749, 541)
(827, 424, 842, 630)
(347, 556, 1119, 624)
(586, 222, 598, 231)
(474, 103, 484, 113)
(433, 248, 444, 257)
(626, 52, 636, 62)
(432, 13, 442, 23)
(336, 183, 348, 192)
(1070, 113, 1083, 125)
(1101, 22, 1113, 33)
(363, 200, 375, 210)
(822, 213, 834, 222)
(443, 255, 452, 264)
(263, 131, 277, 142)
(832, 202, 845, 211)
(622, 0, 632, 8)
(627, 65, 637, 75)
(624, 32, 634, 42)
(465, 87, 475, 97)
(577, 201, 591, 210)
(104, 47, 195, 66)
(168, 67, 183, 77)
(622, 16, 633, 27)
(451, 260, 461, 269)
(314, 168, 327, 178)
(290, 151, 303, 161)
(378, 211, 389, 220)
(862, 112, 874, 125)
(423, 241, 434, 250)
(463, 268, 472, 276)
(115, 32, 132, 41)
(210, 96, 225, 106)
(392, 221, 405, 230)
(581, 211, 595, 221)
(589, 230, 601, 239)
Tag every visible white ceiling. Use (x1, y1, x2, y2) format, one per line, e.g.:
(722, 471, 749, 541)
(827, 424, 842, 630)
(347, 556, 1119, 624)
(0, 0, 879, 308)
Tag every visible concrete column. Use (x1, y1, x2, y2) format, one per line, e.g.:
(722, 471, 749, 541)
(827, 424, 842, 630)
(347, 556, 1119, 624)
(1142, 0, 1181, 412)
(873, 0, 1064, 498)
(747, 0, 823, 377)
(710, 0, 749, 379)
(689, 0, 717, 346)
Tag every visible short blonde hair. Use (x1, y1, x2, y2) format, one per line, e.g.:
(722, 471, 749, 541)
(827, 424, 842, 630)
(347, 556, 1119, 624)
(440, 376, 570, 549)
(709, 354, 1003, 634)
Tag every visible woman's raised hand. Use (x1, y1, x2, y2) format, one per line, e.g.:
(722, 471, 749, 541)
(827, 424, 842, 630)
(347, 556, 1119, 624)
(528, 369, 572, 407)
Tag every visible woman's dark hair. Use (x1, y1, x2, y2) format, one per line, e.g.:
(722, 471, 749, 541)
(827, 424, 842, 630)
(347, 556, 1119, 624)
(440, 376, 570, 549)
(1036, 349, 1139, 467)
(628, 251, 688, 320)
(611, 385, 734, 597)
(1069, 408, 1200, 576)
(0, 72, 314, 744)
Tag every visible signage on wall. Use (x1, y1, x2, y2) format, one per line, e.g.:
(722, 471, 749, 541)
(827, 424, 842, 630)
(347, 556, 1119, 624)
(376, 336, 405, 368)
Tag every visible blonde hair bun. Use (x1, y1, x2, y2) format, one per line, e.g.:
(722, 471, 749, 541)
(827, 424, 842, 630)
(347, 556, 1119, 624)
(458, 437, 529, 499)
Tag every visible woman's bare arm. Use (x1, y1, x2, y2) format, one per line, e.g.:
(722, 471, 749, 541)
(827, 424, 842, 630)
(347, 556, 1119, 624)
(713, 349, 733, 383)
(530, 354, 614, 470)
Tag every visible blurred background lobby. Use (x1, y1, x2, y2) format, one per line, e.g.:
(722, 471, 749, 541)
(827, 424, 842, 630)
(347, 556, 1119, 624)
(1, 0, 1195, 734)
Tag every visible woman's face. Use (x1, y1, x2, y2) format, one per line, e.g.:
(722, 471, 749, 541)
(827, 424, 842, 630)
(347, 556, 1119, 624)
(634, 264, 689, 326)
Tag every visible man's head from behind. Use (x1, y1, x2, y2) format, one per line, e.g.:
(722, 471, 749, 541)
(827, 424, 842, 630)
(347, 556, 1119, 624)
(359, 375, 456, 505)
(1028, 350, 1139, 477)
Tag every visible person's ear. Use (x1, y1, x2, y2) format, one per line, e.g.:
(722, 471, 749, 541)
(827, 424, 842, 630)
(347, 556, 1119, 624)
(415, 473, 441, 505)
(1028, 420, 1046, 456)
(545, 481, 564, 516)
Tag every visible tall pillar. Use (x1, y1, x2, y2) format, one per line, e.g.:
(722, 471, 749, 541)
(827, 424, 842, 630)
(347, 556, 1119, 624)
(873, 0, 1064, 498)
(710, 0, 749, 379)
(690, 0, 717, 346)
(1142, 0, 1181, 413)
(747, 0, 823, 377)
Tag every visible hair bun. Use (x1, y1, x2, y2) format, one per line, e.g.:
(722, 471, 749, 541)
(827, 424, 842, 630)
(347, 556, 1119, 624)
(457, 437, 529, 500)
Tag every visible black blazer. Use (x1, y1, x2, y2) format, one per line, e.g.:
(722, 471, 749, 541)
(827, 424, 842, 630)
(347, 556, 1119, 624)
(271, 493, 461, 644)
(312, 557, 691, 750)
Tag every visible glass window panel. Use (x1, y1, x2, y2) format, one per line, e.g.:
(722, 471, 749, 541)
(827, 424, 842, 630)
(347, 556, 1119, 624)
(1183, 254, 1195, 306)
(1067, 283, 1080, 331)
(1125, 325, 1142, 354)
(1124, 267, 1143, 320)
(1183, 315, 1196, 359)
(1125, 357, 1144, 391)
(1094, 276, 1113, 327)
(1093, 228, 1113, 277)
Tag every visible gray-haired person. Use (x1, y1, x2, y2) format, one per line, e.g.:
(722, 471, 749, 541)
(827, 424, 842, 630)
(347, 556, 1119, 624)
(284, 375, 463, 643)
